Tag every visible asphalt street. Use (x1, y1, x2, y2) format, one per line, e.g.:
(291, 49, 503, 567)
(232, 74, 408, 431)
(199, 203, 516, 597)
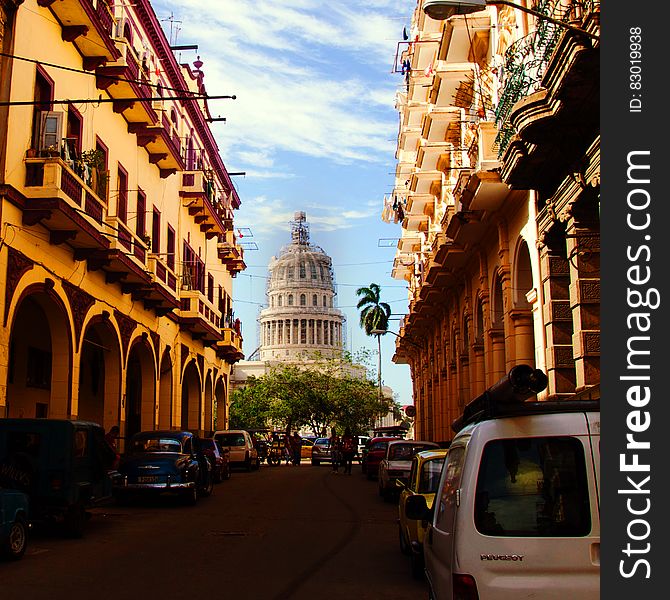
(1, 461, 428, 600)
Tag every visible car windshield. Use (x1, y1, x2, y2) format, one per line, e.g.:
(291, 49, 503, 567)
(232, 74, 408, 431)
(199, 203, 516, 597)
(131, 437, 182, 453)
(418, 457, 446, 494)
(371, 441, 389, 451)
(216, 433, 245, 446)
(315, 438, 329, 447)
(389, 443, 435, 461)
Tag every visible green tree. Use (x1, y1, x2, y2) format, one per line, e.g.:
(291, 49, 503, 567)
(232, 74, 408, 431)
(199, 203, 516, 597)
(356, 283, 391, 403)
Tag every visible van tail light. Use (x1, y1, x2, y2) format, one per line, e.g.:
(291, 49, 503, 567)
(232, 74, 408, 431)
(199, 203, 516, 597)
(453, 574, 479, 600)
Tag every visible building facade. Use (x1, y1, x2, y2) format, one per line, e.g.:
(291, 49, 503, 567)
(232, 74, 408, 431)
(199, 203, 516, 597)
(0, 0, 245, 440)
(388, 1, 600, 442)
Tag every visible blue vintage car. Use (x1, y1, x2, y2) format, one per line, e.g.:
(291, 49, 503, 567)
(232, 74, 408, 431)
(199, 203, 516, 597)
(116, 431, 213, 505)
(0, 488, 29, 560)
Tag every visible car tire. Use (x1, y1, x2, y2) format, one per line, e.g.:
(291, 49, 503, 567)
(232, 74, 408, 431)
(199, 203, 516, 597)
(398, 523, 411, 556)
(63, 503, 86, 538)
(245, 456, 252, 472)
(410, 551, 424, 580)
(2, 516, 28, 560)
(222, 464, 231, 480)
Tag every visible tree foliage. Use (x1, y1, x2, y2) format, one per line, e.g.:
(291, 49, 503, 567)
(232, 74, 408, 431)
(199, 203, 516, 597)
(229, 353, 393, 435)
(356, 283, 391, 335)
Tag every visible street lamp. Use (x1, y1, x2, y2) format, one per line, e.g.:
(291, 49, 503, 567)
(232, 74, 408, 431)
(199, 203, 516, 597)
(371, 329, 424, 350)
(422, 0, 599, 41)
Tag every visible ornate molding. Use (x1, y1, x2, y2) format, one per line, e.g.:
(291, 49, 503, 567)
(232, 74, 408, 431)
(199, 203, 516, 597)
(4, 247, 34, 325)
(62, 281, 96, 349)
(114, 310, 137, 363)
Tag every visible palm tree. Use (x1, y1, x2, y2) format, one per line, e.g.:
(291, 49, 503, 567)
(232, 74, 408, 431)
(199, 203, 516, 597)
(356, 283, 391, 408)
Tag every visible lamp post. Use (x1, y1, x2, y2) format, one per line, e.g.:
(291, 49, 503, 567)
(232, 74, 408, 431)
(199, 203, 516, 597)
(422, 0, 599, 41)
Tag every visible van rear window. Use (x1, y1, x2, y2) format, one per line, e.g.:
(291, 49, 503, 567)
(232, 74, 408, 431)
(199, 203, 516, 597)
(474, 437, 591, 537)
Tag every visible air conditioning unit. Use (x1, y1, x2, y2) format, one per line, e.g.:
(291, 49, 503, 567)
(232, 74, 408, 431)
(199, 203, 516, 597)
(114, 17, 127, 40)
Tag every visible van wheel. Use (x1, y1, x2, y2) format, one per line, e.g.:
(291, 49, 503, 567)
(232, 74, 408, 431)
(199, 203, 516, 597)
(245, 456, 252, 472)
(410, 551, 424, 579)
(2, 516, 27, 560)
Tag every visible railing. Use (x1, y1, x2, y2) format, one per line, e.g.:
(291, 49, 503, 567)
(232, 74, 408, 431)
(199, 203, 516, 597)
(494, 0, 599, 154)
(180, 289, 222, 330)
(148, 255, 178, 293)
(105, 216, 148, 266)
(24, 156, 107, 224)
(90, 0, 115, 36)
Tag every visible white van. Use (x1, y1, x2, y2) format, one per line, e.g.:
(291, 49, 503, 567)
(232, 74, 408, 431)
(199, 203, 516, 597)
(213, 430, 259, 471)
(407, 366, 600, 600)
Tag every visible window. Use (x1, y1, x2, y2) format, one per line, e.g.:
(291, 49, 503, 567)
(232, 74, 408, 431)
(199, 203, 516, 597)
(278, 296, 283, 307)
(418, 457, 446, 494)
(152, 208, 161, 253)
(313, 294, 317, 306)
(136, 190, 146, 239)
(288, 295, 293, 306)
(300, 294, 306, 306)
(32, 67, 54, 150)
(287, 266, 294, 280)
(117, 166, 128, 223)
(208, 273, 214, 303)
(299, 262, 306, 278)
(310, 263, 317, 279)
(474, 437, 591, 537)
(39, 111, 63, 153)
(27, 347, 51, 389)
(323, 295, 327, 307)
(167, 226, 175, 270)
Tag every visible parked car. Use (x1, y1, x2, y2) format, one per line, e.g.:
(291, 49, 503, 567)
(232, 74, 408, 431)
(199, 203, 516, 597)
(116, 430, 213, 505)
(311, 438, 331, 465)
(213, 430, 260, 471)
(397, 449, 448, 578)
(378, 439, 440, 501)
(0, 488, 29, 560)
(0, 419, 119, 537)
(300, 438, 314, 460)
(406, 366, 600, 599)
(197, 438, 230, 483)
(363, 436, 399, 480)
(356, 435, 370, 463)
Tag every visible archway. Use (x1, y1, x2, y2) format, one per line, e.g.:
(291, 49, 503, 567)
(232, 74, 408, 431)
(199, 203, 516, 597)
(181, 361, 201, 432)
(214, 376, 227, 431)
(7, 290, 71, 419)
(79, 318, 122, 429)
(512, 240, 537, 366)
(203, 371, 213, 435)
(125, 338, 156, 438)
(158, 349, 173, 430)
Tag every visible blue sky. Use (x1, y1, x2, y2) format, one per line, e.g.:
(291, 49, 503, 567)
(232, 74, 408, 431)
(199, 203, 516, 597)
(154, 0, 416, 403)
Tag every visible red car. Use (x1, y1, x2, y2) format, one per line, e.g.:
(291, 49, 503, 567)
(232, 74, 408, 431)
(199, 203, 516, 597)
(197, 438, 231, 483)
(363, 437, 400, 480)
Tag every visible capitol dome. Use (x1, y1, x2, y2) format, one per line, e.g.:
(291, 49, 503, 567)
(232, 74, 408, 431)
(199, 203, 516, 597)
(259, 212, 345, 361)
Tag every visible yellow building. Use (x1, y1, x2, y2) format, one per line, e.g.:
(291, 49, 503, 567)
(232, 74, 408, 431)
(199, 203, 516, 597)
(388, 1, 600, 441)
(0, 0, 245, 441)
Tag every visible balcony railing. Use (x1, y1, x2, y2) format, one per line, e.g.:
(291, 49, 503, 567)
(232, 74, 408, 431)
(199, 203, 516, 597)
(180, 289, 222, 331)
(494, 0, 599, 154)
(24, 156, 107, 224)
(105, 216, 149, 266)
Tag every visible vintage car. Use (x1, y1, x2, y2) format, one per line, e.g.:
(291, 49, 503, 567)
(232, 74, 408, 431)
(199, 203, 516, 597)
(116, 431, 213, 505)
(0, 487, 30, 560)
(363, 436, 400, 480)
(397, 449, 448, 578)
(310, 437, 331, 465)
(0, 419, 118, 538)
(378, 439, 440, 501)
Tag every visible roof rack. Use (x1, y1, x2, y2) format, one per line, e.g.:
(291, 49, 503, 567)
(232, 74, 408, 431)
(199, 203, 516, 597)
(452, 365, 599, 432)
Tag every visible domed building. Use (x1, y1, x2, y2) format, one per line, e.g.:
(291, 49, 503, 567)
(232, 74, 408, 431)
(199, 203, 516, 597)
(258, 212, 345, 361)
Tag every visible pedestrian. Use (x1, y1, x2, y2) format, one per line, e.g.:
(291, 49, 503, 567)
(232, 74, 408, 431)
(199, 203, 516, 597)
(290, 432, 302, 465)
(341, 427, 356, 475)
(104, 425, 120, 470)
(329, 429, 341, 473)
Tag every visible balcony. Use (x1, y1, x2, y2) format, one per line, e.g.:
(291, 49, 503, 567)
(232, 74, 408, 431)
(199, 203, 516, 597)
(145, 255, 180, 316)
(22, 156, 110, 252)
(177, 290, 223, 343)
(179, 170, 230, 238)
(216, 327, 244, 363)
(95, 37, 159, 130)
(37, 0, 119, 67)
(406, 193, 434, 217)
(430, 61, 475, 108)
(217, 234, 246, 275)
(409, 170, 442, 196)
(126, 111, 185, 176)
